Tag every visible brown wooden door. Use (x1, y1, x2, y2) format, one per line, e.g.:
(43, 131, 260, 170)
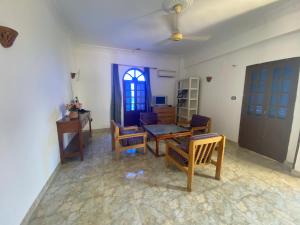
(239, 58, 300, 162)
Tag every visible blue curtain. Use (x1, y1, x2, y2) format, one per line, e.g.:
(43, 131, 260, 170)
(144, 67, 152, 112)
(110, 64, 121, 123)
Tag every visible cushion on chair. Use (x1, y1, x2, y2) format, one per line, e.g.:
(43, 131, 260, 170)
(190, 133, 219, 140)
(119, 128, 144, 147)
(168, 143, 189, 166)
(190, 114, 210, 128)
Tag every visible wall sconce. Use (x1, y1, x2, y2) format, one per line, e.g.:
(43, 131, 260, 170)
(0, 26, 18, 48)
(206, 76, 212, 82)
(70, 72, 76, 79)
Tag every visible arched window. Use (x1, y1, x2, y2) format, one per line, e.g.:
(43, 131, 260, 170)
(123, 68, 146, 112)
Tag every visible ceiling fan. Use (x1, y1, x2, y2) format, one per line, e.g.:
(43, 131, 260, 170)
(159, 0, 210, 44)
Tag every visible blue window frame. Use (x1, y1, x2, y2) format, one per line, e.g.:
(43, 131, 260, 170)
(123, 68, 146, 112)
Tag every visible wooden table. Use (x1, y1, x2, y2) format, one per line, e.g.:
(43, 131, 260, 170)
(56, 112, 92, 163)
(143, 124, 192, 157)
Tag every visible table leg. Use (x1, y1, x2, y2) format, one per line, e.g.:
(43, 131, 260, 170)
(155, 138, 159, 157)
(89, 118, 92, 137)
(79, 131, 84, 161)
(57, 132, 64, 164)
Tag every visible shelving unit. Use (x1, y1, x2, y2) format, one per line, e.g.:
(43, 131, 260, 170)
(176, 77, 200, 122)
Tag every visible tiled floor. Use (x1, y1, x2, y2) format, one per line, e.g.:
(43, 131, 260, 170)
(29, 130, 300, 225)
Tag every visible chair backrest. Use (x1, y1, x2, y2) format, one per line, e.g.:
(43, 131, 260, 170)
(140, 112, 158, 125)
(189, 133, 225, 165)
(190, 114, 211, 132)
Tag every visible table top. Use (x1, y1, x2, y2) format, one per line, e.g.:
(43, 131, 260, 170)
(144, 124, 189, 136)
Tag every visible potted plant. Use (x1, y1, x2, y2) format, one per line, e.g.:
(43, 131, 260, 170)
(65, 97, 82, 119)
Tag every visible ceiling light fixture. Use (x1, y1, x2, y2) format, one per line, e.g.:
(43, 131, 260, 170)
(162, 0, 194, 13)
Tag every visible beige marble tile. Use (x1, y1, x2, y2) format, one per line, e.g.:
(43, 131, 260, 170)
(28, 131, 300, 225)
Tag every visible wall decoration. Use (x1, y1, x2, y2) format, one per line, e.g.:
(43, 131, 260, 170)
(0, 26, 18, 48)
(206, 76, 212, 82)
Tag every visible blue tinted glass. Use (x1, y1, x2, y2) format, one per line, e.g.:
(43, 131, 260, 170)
(273, 68, 281, 80)
(284, 66, 293, 79)
(141, 104, 145, 110)
(260, 69, 268, 80)
(270, 95, 277, 106)
(250, 82, 256, 92)
(248, 105, 254, 114)
(251, 72, 257, 81)
(126, 104, 130, 111)
(255, 105, 263, 115)
(279, 94, 289, 107)
(272, 80, 280, 92)
(131, 104, 134, 110)
(282, 80, 291, 93)
(248, 95, 255, 105)
(269, 107, 277, 117)
(257, 81, 266, 92)
(278, 107, 287, 119)
(256, 94, 264, 105)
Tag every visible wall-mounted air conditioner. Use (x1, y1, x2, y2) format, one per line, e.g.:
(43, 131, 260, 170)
(157, 69, 176, 78)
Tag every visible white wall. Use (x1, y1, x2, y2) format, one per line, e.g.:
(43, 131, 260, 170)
(72, 45, 180, 129)
(0, 1, 73, 224)
(184, 30, 300, 165)
(295, 145, 300, 171)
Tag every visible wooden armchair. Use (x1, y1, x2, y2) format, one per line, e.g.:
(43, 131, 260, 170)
(177, 114, 211, 135)
(111, 120, 147, 160)
(165, 133, 225, 192)
(140, 112, 158, 127)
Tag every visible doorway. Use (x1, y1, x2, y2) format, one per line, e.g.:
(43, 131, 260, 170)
(123, 68, 146, 126)
(239, 57, 300, 162)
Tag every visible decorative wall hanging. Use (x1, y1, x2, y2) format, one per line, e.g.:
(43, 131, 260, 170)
(206, 76, 212, 82)
(70, 72, 76, 79)
(0, 26, 18, 48)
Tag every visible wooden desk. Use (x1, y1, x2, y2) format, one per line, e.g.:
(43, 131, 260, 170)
(56, 112, 92, 163)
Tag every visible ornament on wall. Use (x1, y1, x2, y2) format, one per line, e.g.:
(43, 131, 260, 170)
(0, 26, 18, 48)
(206, 76, 212, 82)
(71, 72, 76, 79)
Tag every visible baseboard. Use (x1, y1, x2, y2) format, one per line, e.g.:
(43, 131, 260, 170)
(93, 128, 110, 133)
(20, 163, 61, 225)
(291, 169, 300, 178)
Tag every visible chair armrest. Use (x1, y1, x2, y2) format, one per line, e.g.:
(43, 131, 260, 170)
(118, 132, 147, 140)
(166, 140, 189, 159)
(122, 126, 139, 131)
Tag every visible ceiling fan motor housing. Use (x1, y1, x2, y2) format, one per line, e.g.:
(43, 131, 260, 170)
(162, 0, 194, 13)
(171, 32, 183, 41)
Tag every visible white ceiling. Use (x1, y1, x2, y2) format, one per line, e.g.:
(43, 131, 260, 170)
(53, 0, 299, 55)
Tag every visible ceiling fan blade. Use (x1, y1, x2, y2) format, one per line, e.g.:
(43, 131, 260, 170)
(183, 35, 211, 41)
(156, 38, 173, 46)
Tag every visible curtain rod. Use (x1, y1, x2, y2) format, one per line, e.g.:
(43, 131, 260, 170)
(115, 63, 158, 70)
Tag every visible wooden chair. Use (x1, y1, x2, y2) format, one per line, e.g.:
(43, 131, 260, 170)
(165, 133, 225, 192)
(177, 114, 211, 135)
(140, 112, 158, 127)
(111, 120, 147, 160)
